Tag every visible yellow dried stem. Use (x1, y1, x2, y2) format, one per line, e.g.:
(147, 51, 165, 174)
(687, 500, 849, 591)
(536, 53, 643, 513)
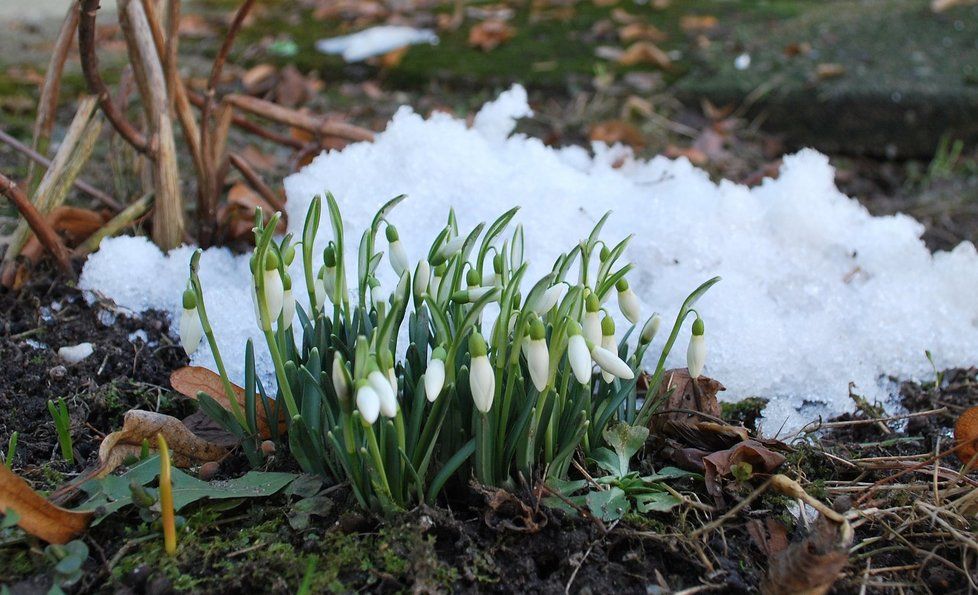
(157, 432, 177, 556)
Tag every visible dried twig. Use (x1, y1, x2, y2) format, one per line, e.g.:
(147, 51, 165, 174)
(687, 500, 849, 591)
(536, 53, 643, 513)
(76, 193, 154, 255)
(225, 94, 375, 142)
(228, 153, 285, 212)
(0, 172, 73, 277)
(79, 0, 153, 156)
(186, 90, 303, 149)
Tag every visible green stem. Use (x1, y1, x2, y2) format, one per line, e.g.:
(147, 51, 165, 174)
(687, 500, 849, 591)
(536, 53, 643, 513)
(365, 425, 391, 495)
(263, 329, 299, 418)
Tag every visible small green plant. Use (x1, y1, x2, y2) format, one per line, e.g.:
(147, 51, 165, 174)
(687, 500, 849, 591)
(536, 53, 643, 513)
(546, 423, 698, 521)
(926, 135, 964, 183)
(185, 194, 719, 514)
(43, 539, 89, 594)
(47, 399, 74, 464)
(925, 349, 944, 389)
(3, 431, 17, 469)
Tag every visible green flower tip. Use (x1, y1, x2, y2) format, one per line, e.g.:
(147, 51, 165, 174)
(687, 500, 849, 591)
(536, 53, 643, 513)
(386, 225, 399, 242)
(529, 318, 546, 341)
(601, 315, 615, 336)
(585, 292, 600, 313)
(692, 317, 705, 336)
(182, 289, 196, 310)
(468, 332, 488, 357)
(282, 244, 296, 266)
(282, 273, 293, 291)
(431, 345, 447, 361)
(493, 252, 504, 273)
(264, 250, 279, 271)
(323, 245, 337, 267)
(466, 268, 481, 287)
(567, 319, 583, 335)
(615, 278, 629, 292)
(599, 245, 610, 262)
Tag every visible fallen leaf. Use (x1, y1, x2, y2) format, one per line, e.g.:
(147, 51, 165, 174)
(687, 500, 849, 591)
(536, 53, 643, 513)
(170, 366, 286, 438)
(239, 145, 279, 173)
(761, 512, 852, 595)
(242, 63, 277, 95)
(468, 20, 516, 51)
(589, 120, 645, 149)
(475, 483, 548, 533)
(680, 15, 719, 31)
(617, 42, 671, 68)
(954, 405, 978, 468)
(618, 22, 667, 44)
(703, 441, 786, 504)
(665, 145, 708, 166)
(931, 0, 978, 12)
(97, 410, 229, 478)
(274, 64, 316, 108)
(815, 63, 846, 80)
(0, 465, 92, 544)
(178, 13, 214, 38)
(651, 368, 725, 433)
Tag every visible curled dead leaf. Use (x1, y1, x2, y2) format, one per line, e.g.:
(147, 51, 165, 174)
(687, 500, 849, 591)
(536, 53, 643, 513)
(618, 22, 667, 44)
(815, 63, 846, 80)
(170, 366, 286, 438)
(0, 465, 92, 544)
(680, 15, 719, 31)
(617, 42, 671, 68)
(954, 405, 978, 468)
(651, 368, 724, 433)
(468, 20, 516, 52)
(703, 441, 786, 504)
(474, 483, 547, 533)
(589, 120, 645, 149)
(97, 410, 228, 478)
(761, 511, 853, 595)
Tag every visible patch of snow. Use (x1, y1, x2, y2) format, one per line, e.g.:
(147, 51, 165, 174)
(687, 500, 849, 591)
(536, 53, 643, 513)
(315, 26, 437, 62)
(97, 308, 117, 327)
(25, 339, 48, 350)
(59, 342, 94, 364)
(128, 329, 149, 344)
(81, 86, 978, 432)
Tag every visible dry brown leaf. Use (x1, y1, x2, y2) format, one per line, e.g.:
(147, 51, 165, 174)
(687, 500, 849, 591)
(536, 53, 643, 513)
(664, 145, 708, 166)
(275, 65, 315, 108)
(932, 0, 978, 12)
(242, 63, 277, 95)
(815, 63, 846, 80)
(761, 513, 852, 595)
(589, 120, 645, 149)
(468, 20, 516, 51)
(680, 15, 719, 31)
(651, 368, 724, 433)
(747, 517, 790, 557)
(610, 8, 639, 24)
(0, 464, 92, 544)
(703, 440, 786, 503)
(97, 410, 229, 478)
(618, 22, 667, 43)
(239, 145, 278, 173)
(954, 405, 978, 468)
(474, 483, 548, 533)
(618, 42, 671, 68)
(178, 13, 214, 38)
(170, 366, 285, 438)
(376, 46, 409, 69)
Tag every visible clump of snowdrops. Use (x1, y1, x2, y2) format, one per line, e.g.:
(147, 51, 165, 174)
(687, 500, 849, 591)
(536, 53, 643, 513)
(180, 194, 718, 514)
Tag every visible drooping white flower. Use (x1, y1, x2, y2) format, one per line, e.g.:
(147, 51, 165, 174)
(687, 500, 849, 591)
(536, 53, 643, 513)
(178, 289, 203, 356)
(687, 317, 707, 379)
(414, 259, 430, 301)
(386, 225, 409, 276)
(616, 278, 641, 325)
(332, 355, 351, 404)
(435, 235, 466, 264)
(534, 284, 565, 314)
(566, 322, 592, 384)
(314, 265, 328, 311)
(451, 286, 495, 304)
(526, 319, 550, 392)
(355, 382, 380, 425)
(582, 292, 602, 346)
(640, 313, 662, 345)
(280, 275, 296, 330)
(600, 315, 617, 383)
(261, 263, 284, 323)
(322, 245, 338, 301)
(469, 333, 495, 413)
(424, 347, 446, 402)
(368, 367, 397, 418)
(591, 346, 634, 380)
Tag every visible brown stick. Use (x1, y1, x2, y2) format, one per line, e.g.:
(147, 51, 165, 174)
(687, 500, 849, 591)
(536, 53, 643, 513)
(27, 2, 80, 190)
(79, 0, 154, 156)
(185, 90, 303, 149)
(0, 172, 73, 278)
(0, 129, 121, 210)
(228, 153, 285, 212)
(224, 94, 375, 142)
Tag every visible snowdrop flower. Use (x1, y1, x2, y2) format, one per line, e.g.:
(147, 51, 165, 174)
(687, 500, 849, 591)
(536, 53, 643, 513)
(433, 234, 466, 265)
(322, 246, 337, 300)
(314, 265, 328, 311)
(369, 279, 387, 313)
(380, 350, 397, 397)
(355, 381, 380, 425)
(368, 365, 397, 418)
(687, 317, 707, 379)
(582, 292, 602, 346)
(469, 332, 495, 413)
(451, 286, 495, 304)
(566, 321, 592, 384)
(590, 345, 634, 380)
(257, 251, 284, 323)
(526, 318, 550, 392)
(424, 347, 447, 402)
(429, 263, 446, 299)
(386, 225, 409, 277)
(534, 283, 565, 315)
(414, 259, 430, 302)
(616, 278, 641, 324)
(600, 315, 617, 383)
(640, 313, 662, 345)
(178, 289, 203, 356)
(281, 274, 296, 330)
(332, 354, 351, 404)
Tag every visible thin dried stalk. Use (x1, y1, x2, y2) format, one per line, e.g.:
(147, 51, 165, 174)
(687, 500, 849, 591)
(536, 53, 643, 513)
(0, 128, 120, 210)
(2, 97, 101, 269)
(76, 192, 155, 255)
(79, 0, 153, 155)
(225, 94, 375, 142)
(228, 152, 284, 212)
(0, 172, 73, 278)
(119, 0, 184, 250)
(27, 2, 80, 191)
(186, 90, 303, 149)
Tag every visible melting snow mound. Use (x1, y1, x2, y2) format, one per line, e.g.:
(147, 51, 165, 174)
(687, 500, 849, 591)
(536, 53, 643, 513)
(82, 85, 978, 433)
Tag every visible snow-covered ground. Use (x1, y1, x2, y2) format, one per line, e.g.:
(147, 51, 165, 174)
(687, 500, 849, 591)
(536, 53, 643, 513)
(81, 86, 978, 432)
